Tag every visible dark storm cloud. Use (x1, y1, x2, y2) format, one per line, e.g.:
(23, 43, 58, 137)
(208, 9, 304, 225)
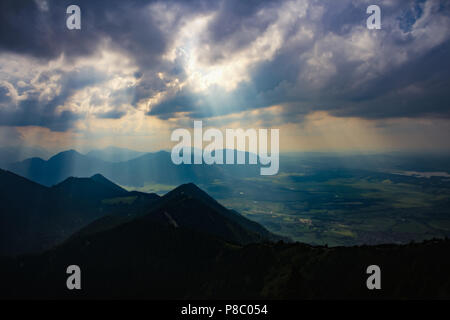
(148, 82, 264, 118)
(0, 0, 220, 64)
(149, 0, 450, 122)
(95, 110, 126, 119)
(0, 67, 107, 131)
(0, 0, 166, 61)
(329, 40, 450, 119)
(0, 100, 80, 132)
(1, 0, 450, 130)
(0, 0, 217, 130)
(204, 0, 279, 62)
(0, 86, 10, 103)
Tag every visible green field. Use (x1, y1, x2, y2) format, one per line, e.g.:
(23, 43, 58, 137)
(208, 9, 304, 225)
(201, 170, 450, 246)
(121, 165, 450, 246)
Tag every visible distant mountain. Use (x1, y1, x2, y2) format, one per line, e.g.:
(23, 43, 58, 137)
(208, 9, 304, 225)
(109, 151, 225, 187)
(7, 149, 262, 187)
(0, 168, 280, 256)
(0, 146, 50, 168)
(86, 147, 146, 162)
(0, 170, 158, 256)
(7, 150, 110, 186)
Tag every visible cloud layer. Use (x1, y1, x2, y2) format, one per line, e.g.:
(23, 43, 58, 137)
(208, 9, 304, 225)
(0, 0, 449, 151)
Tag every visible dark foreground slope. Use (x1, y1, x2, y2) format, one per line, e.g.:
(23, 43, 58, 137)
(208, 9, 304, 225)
(1, 225, 449, 299)
(140, 183, 286, 244)
(0, 170, 159, 256)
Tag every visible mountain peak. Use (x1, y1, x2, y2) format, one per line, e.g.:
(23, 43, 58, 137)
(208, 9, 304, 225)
(140, 182, 282, 245)
(176, 182, 200, 191)
(90, 173, 127, 193)
(90, 173, 108, 180)
(60, 149, 79, 155)
(49, 149, 84, 161)
(55, 176, 90, 186)
(156, 182, 287, 244)
(52, 174, 127, 199)
(166, 183, 213, 201)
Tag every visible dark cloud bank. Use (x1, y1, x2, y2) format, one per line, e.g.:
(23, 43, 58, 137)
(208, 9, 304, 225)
(0, 0, 449, 131)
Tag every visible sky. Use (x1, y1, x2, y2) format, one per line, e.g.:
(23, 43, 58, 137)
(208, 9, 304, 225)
(0, 0, 450, 153)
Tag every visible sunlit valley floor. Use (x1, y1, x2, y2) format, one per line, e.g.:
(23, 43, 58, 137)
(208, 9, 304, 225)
(121, 154, 450, 247)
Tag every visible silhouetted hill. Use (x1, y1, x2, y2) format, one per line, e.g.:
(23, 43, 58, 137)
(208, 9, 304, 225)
(0, 170, 158, 256)
(150, 183, 286, 243)
(0, 169, 280, 256)
(91, 173, 128, 193)
(2, 220, 449, 299)
(0, 169, 72, 255)
(0, 219, 232, 299)
(52, 174, 128, 201)
(139, 183, 284, 244)
(69, 182, 283, 245)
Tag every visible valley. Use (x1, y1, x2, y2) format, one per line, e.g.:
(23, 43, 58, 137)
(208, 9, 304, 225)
(1, 155, 449, 299)
(3, 149, 450, 247)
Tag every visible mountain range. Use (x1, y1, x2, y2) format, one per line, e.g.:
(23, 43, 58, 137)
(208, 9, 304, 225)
(5, 149, 262, 187)
(0, 169, 282, 256)
(0, 146, 51, 168)
(1, 169, 449, 299)
(0, 169, 156, 255)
